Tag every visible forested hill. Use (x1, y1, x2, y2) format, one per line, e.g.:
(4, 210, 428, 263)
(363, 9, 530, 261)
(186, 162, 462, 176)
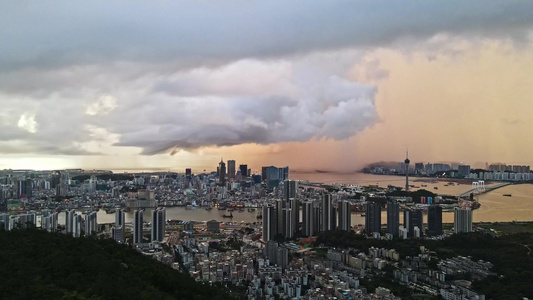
(0, 229, 234, 300)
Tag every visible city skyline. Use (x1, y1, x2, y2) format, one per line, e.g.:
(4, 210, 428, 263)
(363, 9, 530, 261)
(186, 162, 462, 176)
(2, 1, 533, 172)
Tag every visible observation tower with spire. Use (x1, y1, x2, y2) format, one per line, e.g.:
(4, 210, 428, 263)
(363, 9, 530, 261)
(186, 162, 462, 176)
(405, 151, 410, 191)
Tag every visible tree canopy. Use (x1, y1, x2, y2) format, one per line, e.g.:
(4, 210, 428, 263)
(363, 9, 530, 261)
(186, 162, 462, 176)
(0, 229, 235, 300)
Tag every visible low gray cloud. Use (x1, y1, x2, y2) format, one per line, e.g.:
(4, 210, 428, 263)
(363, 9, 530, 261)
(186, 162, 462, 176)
(0, 1, 531, 155)
(1, 1, 532, 72)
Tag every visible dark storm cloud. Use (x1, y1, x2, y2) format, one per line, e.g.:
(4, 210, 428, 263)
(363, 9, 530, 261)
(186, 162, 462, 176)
(0, 1, 531, 155)
(1, 1, 532, 71)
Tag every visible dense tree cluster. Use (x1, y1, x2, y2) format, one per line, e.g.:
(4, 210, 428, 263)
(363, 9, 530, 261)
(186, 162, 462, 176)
(314, 230, 533, 299)
(0, 229, 235, 300)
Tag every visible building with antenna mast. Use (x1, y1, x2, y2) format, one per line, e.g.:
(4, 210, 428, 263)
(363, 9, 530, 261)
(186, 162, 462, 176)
(405, 150, 410, 191)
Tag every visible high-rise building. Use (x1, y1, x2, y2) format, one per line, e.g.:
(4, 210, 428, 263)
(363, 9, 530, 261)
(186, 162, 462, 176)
(0, 213, 9, 231)
(262, 205, 276, 242)
(84, 211, 98, 236)
(42, 211, 58, 233)
(386, 201, 400, 237)
(227, 160, 236, 179)
(185, 168, 192, 178)
(427, 205, 443, 236)
(72, 214, 82, 238)
(112, 226, 124, 244)
(290, 198, 299, 236)
(405, 151, 410, 191)
(283, 180, 297, 201)
(458, 165, 471, 177)
(218, 159, 226, 186)
(265, 240, 279, 266)
(133, 209, 144, 245)
(282, 208, 293, 239)
(280, 167, 289, 181)
(365, 202, 381, 234)
(151, 207, 166, 242)
(404, 208, 423, 238)
(321, 194, 334, 232)
(313, 205, 321, 234)
(414, 163, 424, 174)
(338, 200, 351, 231)
(66, 209, 75, 234)
(115, 209, 125, 228)
(113, 209, 126, 243)
(302, 201, 314, 237)
(17, 179, 32, 198)
(275, 199, 285, 238)
(239, 164, 248, 179)
(454, 207, 472, 233)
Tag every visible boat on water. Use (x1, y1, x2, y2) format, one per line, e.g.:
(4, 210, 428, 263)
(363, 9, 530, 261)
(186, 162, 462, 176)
(503, 194, 512, 197)
(434, 187, 439, 190)
(256, 213, 262, 219)
(248, 208, 255, 212)
(205, 207, 213, 211)
(218, 207, 226, 211)
(227, 208, 234, 212)
(421, 184, 428, 187)
(222, 212, 233, 218)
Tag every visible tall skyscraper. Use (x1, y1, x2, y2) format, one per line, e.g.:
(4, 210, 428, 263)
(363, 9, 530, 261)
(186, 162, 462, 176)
(313, 205, 321, 234)
(72, 213, 82, 238)
(113, 209, 125, 243)
(151, 207, 166, 242)
(185, 168, 192, 178)
(387, 201, 400, 237)
(282, 208, 293, 239)
(405, 151, 410, 191)
(0, 213, 10, 231)
(262, 205, 276, 241)
(133, 209, 144, 245)
(280, 167, 289, 181)
(239, 164, 248, 179)
(276, 199, 285, 238)
(454, 207, 472, 233)
(66, 209, 75, 234)
(404, 208, 423, 238)
(227, 160, 236, 179)
(283, 180, 297, 201)
(458, 165, 471, 177)
(290, 198, 300, 236)
(42, 211, 58, 233)
(427, 205, 443, 236)
(84, 211, 98, 236)
(338, 200, 351, 231)
(321, 194, 333, 232)
(218, 159, 226, 186)
(115, 209, 125, 228)
(302, 201, 314, 237)
(365, 202, 381, 234)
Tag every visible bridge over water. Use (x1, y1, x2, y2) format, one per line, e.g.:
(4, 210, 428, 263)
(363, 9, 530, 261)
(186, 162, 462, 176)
(458, 182, 511, 198)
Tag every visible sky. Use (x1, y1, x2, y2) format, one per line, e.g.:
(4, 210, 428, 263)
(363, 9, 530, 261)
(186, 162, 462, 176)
(1, 1, 533, 172)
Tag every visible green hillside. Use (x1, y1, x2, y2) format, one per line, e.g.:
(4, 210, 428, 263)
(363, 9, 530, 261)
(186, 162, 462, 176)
(0, 229, 235, 300)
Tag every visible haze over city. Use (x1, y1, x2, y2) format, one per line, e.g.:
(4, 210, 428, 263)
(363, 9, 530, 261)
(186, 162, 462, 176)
(2, 1, 533, 171)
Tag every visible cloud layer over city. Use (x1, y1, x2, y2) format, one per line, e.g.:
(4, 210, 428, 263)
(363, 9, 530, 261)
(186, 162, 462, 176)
(1, 1, 533, 170)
